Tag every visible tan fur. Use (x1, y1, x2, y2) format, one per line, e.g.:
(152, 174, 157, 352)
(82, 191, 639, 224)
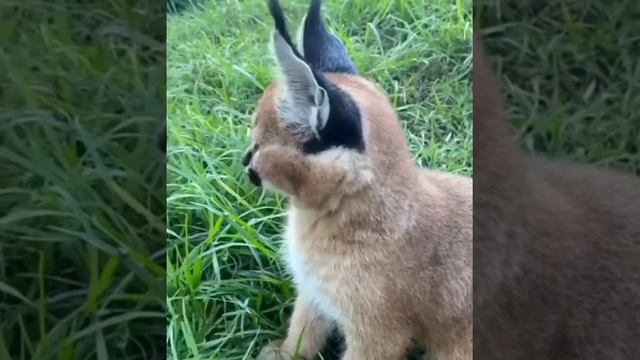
(474, 34, 640, 359)
(248, 73, 472, 359)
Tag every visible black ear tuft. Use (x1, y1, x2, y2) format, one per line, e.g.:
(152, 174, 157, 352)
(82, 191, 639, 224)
(302, 0, 358, 74)
(268, 0, 305, 60)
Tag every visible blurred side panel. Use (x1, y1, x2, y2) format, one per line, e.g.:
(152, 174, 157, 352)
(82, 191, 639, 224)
(474, 0, 640, 359)
(0, 0, 166, 358)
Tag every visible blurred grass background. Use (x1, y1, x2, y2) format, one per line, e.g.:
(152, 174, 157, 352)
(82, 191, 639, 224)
(477, 0, 640, 174)
(166, 0, 471, 359)
(0, 0, 165, 359)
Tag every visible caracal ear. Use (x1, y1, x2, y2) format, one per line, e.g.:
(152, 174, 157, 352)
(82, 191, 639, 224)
(269, 0, 329, 140)
(298, 0, 358, 74)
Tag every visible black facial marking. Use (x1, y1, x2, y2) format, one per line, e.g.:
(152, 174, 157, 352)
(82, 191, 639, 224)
(302, 72, 365, 154)
(242, 144, 259, 167)
(242, 150, 252, 167)
(303, 0, 358, 75)
(247, 168, 262, 187)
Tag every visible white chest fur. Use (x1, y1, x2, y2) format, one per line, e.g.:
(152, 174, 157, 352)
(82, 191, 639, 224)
(283, 207, 342, 322)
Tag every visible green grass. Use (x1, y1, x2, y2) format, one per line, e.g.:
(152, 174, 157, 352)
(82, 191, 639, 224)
(166, 0, 471, 359)
(477, 0, 640, 174)
(0, 1, 165, 359)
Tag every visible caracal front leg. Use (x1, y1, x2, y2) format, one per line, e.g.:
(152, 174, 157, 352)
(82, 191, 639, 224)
(257, 295, 332, 360)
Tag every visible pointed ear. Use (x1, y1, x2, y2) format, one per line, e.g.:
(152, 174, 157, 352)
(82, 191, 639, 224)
(300, 0, 357, 75)
(473, 34, 507, 124)
(272, 31, 330, 139)
(473, 33, 519, 159)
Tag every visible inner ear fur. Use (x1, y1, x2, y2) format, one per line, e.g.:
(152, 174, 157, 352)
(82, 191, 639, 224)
(272, 31, 330, 139)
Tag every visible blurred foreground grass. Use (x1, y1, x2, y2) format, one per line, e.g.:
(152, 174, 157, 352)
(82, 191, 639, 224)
(0, 1, 166, 358)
